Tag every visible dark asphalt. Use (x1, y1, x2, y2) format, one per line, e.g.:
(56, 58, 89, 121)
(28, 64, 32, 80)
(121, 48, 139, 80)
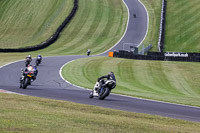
(0, 0, 200, 122)
(102, 0, 148, 55)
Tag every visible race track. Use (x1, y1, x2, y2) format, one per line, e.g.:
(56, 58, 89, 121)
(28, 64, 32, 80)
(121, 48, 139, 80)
(0, 0, 200, 122)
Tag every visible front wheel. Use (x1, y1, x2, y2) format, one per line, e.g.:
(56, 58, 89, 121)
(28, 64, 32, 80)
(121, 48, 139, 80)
(98, 87, 110, 100)
(20, 83, 22, 88)
(22, 78, 29, 89)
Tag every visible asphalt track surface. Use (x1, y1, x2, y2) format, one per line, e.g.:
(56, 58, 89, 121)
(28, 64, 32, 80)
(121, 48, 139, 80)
(0, 0, 200, 122)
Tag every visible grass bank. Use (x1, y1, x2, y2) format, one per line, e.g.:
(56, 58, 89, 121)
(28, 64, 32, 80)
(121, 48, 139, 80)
(0, 0, 127, 65)
(62, 57, 200, 107)
(0, 93, 199, 132)
(40, 0, 127, 55)
(165, 0, 200, 52)
(0, 0, 73, 48)
(139, 0, 162, 52)
(0, 0, 127, 55)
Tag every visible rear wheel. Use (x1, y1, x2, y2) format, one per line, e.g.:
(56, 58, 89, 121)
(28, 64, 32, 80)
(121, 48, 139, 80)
(98, 87, 110, 100)
(36, 60, 39, 66)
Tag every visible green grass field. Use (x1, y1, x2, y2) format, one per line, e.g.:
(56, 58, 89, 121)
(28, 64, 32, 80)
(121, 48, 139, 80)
(1, 93, 199, 132)
(0, 0, 127, 55)
(39, 0, 127, 55)
(0, 0, 73, 48)
(165, 0, 200, 52)
(62, 56, 200, 107)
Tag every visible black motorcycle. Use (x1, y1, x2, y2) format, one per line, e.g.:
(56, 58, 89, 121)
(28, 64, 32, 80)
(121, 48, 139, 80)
(35, 56, 42, 66)
(89, 79, 116, 100)
(20, 67, 36, 89)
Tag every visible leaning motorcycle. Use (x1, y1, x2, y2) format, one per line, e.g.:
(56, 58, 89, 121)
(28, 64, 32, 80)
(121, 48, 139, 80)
(89, 79, 116, 100)
(35, 56, 42, 66)
(20, 68, 35, 89)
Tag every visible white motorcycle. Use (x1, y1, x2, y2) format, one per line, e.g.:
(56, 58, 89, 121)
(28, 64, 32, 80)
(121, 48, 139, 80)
(89, 79, 116, 100)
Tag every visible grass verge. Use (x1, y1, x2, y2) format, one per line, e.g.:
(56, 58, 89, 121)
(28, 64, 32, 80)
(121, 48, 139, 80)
(0, 93, 199, 132)
(139, 0, 162, 52)
(62, 56, 200, 107)
(0, 0, 73, 48)
(165, 0, 200, 52)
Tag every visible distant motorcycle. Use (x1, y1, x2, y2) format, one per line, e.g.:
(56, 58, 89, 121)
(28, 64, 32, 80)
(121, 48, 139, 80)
(89, 79, 116, 100)
(25, 58, 31, 67)
(35, 55, 42, 66)
(20, 66, 37, 89)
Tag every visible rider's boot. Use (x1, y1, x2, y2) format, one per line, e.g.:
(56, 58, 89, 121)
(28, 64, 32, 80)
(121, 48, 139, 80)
(89, 91, 94, 98)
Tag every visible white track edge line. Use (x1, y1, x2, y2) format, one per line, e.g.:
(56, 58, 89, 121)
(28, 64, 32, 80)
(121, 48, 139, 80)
(59, 59, 91, 91)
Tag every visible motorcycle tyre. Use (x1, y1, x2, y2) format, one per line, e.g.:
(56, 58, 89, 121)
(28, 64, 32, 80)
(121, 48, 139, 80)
(98, 87, 110, 100)
(22, 78, 29, 89)
(20, 83, 22, 88)
(36, 60, 40, 66)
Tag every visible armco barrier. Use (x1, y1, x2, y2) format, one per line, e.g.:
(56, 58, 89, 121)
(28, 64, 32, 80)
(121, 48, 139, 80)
(0, 0, 78, 53)
(113, 51, 200, 62)
(158, 0, 166, 52)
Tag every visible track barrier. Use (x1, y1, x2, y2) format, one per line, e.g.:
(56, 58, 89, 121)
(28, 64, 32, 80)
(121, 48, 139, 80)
(158, 0, 166, 53)
(112, 51, 200, 62)
(108, 52, 114, 57)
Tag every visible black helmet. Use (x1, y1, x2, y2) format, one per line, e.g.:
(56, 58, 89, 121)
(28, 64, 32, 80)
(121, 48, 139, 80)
(108, 72, 114, 75)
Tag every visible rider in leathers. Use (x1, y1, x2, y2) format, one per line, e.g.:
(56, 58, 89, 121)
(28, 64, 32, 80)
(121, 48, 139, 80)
(24, 65, 38, 80)
(97, 72, 116, 89)
(36, 54, 42, 63)
(25, 55, 32, 62)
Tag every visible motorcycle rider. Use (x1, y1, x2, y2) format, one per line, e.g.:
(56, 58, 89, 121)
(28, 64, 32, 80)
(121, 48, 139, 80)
(20, 65, 38, 88)
(87, 49, 91, 56)
(97, 72, 116, 92)
(25, 55, 32, 66)
(35, 54, 42, 65)
(98, 72, 116, 84)
(24, 65, 38, 80)
(90, 72, 116, 98)
(26, 55, 32, 62)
